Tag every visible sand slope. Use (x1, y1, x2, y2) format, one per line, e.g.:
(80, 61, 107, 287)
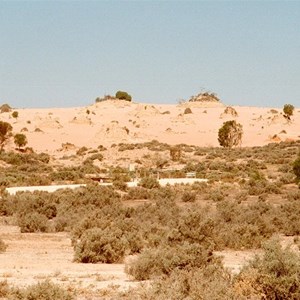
(3, 100, 299, 155)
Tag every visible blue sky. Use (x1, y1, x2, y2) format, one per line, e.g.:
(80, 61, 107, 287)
(0, 1, 299, 108)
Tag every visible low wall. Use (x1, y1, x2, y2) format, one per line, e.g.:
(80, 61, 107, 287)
(5, 178, 208, 195)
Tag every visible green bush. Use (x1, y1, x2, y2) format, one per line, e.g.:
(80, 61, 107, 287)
(283, 104, 294, 119)
(14, 133, 28, 149)
(12, 111, 18, 119)
(115, 91, 132, 101)
(74, 227, 127, 263)
(218, 120, 243, 148)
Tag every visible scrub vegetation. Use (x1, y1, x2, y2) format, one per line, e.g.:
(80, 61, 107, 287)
(0, 139, 300, 298)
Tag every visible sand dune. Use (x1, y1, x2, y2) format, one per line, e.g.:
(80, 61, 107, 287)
(2, 100, 299, 156)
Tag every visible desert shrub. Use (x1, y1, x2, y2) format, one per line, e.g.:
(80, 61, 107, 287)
(0, 280, 9, 298)
(293, 156, 300, 182)
(10, 280, 74, 300)
(18, 212, 49, 233)
(181, 191, 196, 202)
(0, 238, 7, 253)
(113, 178, 128, 191)
(184, 107, 192, 114)
(215, 201, 276, 249)
(12, 111, 18, 119)
(138, 177, 160, 189)
(279, 172, 295, 184)
(218, 120, 243, 148)
(50, 166, 84, 182)
(169, 146, 182, 161)
(97, 144, 107, 151)
(87, 153, 103, 161)
(236, 238, 300, 300)
(74, 226, 127, 263)
(124, 187, 151, 200)
(283, 104, 294, 119)
(206, 187, 226, 202)
(140, 264, 234, 300)
(115, 90, 132, 101)
(125, 242, 215, 280)
(76, 146, 88, 156)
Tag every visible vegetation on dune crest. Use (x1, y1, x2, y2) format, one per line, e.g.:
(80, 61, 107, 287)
(115, 90, 132, 101)
(283, 103, 294, 120)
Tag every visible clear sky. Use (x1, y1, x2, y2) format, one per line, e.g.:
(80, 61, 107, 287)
(0, 1, 299, 108)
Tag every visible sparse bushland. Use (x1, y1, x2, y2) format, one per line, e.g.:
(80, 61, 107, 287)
(0, 140, 300, 298)
(218, 120, 243, 148)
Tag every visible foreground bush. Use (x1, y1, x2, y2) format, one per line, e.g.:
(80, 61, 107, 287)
(18, 212, 49, 233)
(10, 280, 74, 300)
(125, 243, 215, 280)
(236, 238, 300, 299)
(74, 227, 127, 263)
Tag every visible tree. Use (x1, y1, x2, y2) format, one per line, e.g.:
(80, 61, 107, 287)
(0, 121, 12, 151)
(115, 91, 132, 101)
(14, 133, 27, 149)
(218, 120, 243, 148)
(283, 104, 294, 120)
